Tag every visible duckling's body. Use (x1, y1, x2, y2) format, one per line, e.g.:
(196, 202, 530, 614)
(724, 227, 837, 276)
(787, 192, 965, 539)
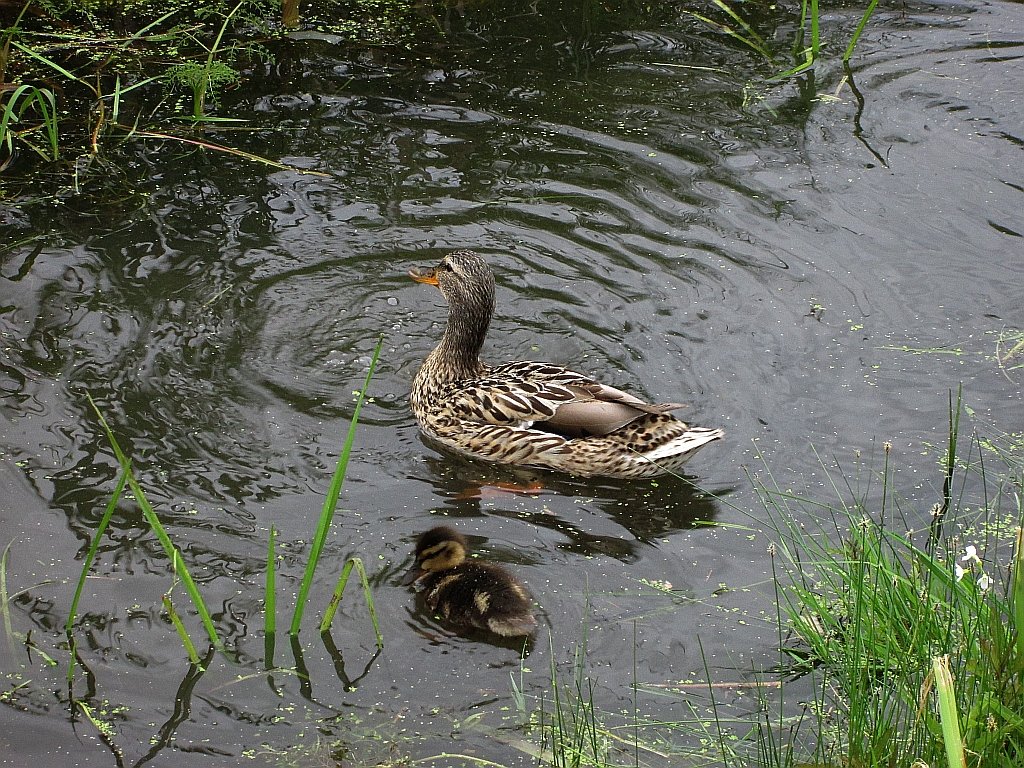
(409, 250, 724, 479)
(403, 526, 537, 637)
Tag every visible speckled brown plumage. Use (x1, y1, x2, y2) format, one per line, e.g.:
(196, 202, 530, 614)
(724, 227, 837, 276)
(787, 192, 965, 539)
(403, 526, 537, 637)
(408, 250, 724, 479)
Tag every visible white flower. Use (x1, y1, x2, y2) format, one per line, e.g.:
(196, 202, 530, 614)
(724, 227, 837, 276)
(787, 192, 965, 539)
(955, 546, 992, 591)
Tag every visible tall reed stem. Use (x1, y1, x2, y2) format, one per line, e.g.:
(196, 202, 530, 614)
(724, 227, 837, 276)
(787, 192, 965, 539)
(289, 335, 383, 636)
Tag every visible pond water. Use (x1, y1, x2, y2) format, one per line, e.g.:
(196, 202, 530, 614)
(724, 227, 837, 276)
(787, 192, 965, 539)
(2, 1, 1023, 765)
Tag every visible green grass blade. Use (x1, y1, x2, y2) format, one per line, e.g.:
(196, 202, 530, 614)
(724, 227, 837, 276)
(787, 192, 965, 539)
(289, 335, 383, 636)
(265, 525, 277, 669)
(943, 386, 962, 515)
(0, 84, 58, 159)
(412, 755, 507, 767)
(77, 701, 125, 762)
(1, 85, 32, 138)
(320, 557, 387, 652)
(708, 0, 769, 53)
(121, 8, 180, 42)
(25, 637, 57, 667)
(111, 75, 122, 124)
(265, 525, 277, 637)
(844, 0, 881, 62)
(207, 0, 245, 66)
(108, 74, 167, 97)
(65, 467, 128, 684)
(769, 49, 815, 81)
(86, 394, 220, 649)
(11, 40, 91, 88)
(319, 558, 354, 632)
(349, 557, 384, 649)
(32, 87, 58, 159)
(65, 468, 127, 636)
(685, 11, 774, 62)
(932, 655, 966, 768)
(163, 591, 201, 665)
(319, 561, 385, 651)
(810, 0, 820, 61)
(1013, 526, 1024, 660)
(127, 129, 330, 176)
(0, 541, 14, 657)
(175, 116, 248, 124)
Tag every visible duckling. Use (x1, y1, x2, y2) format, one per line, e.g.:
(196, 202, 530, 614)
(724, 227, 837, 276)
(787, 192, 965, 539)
(402, 526, 537, 637)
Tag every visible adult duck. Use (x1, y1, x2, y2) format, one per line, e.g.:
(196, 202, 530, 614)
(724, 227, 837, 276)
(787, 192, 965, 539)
(408, 250, 723, 479)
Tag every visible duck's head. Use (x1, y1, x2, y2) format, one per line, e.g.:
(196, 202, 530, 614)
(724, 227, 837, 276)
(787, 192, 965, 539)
(401, 525, 469, 585)
(409, 250, 496, 319)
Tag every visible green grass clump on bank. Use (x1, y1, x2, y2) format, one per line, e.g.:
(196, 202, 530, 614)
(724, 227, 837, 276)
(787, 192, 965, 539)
(752, 398, 1024, 767)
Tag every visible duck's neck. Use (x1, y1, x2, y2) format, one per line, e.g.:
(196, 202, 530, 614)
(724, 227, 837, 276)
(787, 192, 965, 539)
(428, 301, 491, 380)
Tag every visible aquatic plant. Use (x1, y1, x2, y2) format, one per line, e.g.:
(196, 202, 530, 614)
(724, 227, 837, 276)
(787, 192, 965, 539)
(264, 524, 277, 666)
(508, 619, 616, 767)
(749, 393, 1024, 767)
(508, 390, 1023, 767)
(0, 0, 429, 178)
(320, 556, 383, 648)
(64, 337, 383, 696)
(0, 84, 60, 162)
(289, 334, 382, 636)
(76, 395, 221, 657)
(163, 0, 254, 120)
(686, 0, 882, 81)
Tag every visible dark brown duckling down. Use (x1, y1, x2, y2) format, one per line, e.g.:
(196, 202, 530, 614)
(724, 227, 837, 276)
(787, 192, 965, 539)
(402, 526, 537, 637)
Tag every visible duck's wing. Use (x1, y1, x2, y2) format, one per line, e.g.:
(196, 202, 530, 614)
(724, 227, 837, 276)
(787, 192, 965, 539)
(449, 361, 685, 438)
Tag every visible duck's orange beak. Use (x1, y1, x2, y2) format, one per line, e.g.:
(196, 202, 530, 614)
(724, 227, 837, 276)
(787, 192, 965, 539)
(408, 266, 439, 286)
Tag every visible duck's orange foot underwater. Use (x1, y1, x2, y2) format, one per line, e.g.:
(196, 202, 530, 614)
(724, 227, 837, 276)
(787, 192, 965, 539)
(453, 480, 547, 500)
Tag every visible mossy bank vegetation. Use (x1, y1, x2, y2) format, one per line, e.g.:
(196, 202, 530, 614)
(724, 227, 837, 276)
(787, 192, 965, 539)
(1, 0, 882, 189)
(0, 0, 430, 179)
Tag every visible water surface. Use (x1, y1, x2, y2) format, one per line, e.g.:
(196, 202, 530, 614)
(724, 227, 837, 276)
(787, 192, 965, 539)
(1, 2, 1022, 764)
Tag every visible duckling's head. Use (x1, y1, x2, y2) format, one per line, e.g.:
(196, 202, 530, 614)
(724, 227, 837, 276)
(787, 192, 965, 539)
(409, 250, 496, 320)
(401, 525, 469, 585)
